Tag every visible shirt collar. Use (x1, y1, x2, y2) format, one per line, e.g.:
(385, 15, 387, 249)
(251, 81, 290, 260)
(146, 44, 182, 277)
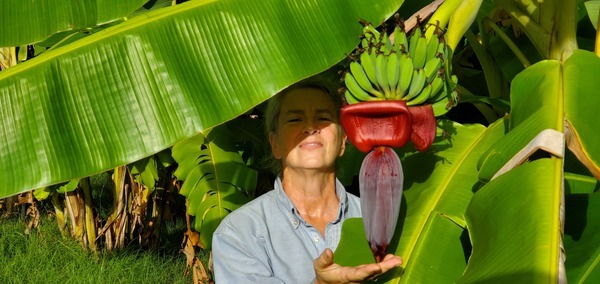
(274, 176, 348, 229)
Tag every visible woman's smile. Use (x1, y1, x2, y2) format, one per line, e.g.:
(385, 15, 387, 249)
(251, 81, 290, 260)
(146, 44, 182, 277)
(299, 140, 323, 150)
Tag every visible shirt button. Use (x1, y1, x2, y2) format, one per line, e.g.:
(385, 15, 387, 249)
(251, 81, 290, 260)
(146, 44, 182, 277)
(293, 219, 299, 226)
(312, 236, 319, 243)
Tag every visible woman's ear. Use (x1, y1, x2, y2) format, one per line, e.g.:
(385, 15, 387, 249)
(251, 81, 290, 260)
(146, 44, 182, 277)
(269, 132, 282, 159)
(339, 132, 347, 157)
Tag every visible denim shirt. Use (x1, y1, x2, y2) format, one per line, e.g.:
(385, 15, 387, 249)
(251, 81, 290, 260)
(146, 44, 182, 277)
(212, 177, 361, 283)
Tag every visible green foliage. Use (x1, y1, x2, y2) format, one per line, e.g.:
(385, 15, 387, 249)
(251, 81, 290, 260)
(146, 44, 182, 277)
(172, 125, 258, 249)
(0, 0, 404, 199)
(0, 0, 147, 46)
(57, 178, 81, 194)
(564, 192, 600, 282)
(460, 158, 563, 282)
(2, 0, 600, 282)
(585, 1, 600, 30)
(130, 156, 159, 190)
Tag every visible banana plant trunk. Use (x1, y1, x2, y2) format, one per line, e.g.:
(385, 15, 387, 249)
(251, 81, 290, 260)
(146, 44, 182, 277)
(50, 191, 68, 236)
(80, 177, 98, 251)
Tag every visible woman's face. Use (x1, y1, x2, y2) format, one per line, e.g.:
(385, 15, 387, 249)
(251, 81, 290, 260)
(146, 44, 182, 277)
(269, 88, 346, 173)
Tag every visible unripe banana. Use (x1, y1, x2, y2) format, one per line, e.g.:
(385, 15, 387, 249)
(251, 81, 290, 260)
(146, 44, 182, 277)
(345, 72, 379, 102)
(407, 82, 432, 106)
(427, 75, 445, 103)
(379, 32, 392, 55)
(404, 68, 426, 101)
(451, 74, 459, 85)
(375, 53, 391, 98)
(386, 52, 400, 96)
(444, 74, 458, 94)
(423, 57, 442, 83)
(361, 38, 371, 50)
(392, 26, 408, 53)
(396, 53, 413, 99)
(424, 0, 462, 39)
(408, 27, 422, 59)
(446, 0, 484, 50)
(350, 61, 384, 98)
(432, 95, 452, 116)
(412, 36, 428, 69)
(426, 34, 440, 63)
(362, 24, 380, 45)
(360, 51, 378, 86)
(344, 89, 361, 104)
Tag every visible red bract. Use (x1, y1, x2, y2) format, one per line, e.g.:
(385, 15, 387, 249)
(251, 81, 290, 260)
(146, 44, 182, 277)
(359, 146, 403, 263)
(340, 101, 412, 153)
(341, 101, 437, 153)
(407, 104, 437, 152)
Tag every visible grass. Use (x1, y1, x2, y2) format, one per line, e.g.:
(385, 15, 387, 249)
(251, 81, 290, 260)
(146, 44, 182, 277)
(0, 214, 194, 284)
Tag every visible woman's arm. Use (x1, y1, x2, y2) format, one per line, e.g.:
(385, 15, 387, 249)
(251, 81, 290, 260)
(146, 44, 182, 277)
(212, 228, 286, 284)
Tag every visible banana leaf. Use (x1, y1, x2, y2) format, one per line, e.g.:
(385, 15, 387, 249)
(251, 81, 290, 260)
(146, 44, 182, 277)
(130, 156, 159, 190)
(0, 0, 405, 198)
(460, 50, 600, 282)
(564, 171, 600, 283)
(460, 157, 563, 282)
(564, 192, 600, 283)
(585, 0, 600, 30)
(478, 50, 600, 182)
(0, 0, 148, 46)
(172, 125, 258, 249)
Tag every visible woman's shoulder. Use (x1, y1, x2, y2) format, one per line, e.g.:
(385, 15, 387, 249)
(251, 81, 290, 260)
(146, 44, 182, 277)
(216, 190, 279, 232)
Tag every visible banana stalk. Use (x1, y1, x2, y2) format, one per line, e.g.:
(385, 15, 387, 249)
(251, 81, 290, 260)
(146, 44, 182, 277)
(359, 146, 403, 262)
(80, 177, 98, 252)
(51, 191, 68, 236)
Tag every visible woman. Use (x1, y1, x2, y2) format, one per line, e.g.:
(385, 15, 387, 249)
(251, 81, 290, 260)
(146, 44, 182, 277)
(212, 83, 402, 283)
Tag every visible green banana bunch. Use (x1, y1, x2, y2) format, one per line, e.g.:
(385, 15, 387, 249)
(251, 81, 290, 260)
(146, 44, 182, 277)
(342, 20, 459, 115)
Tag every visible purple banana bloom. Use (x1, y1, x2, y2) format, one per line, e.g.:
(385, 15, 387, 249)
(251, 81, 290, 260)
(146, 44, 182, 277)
(359, 146, 403, 262)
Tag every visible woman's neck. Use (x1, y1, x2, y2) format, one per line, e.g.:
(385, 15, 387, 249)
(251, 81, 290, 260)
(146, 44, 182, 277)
(281, 169, 340, 236)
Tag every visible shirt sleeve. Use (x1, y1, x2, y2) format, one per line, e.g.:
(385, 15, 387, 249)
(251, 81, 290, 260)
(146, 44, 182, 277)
(212, 220, 285, 284)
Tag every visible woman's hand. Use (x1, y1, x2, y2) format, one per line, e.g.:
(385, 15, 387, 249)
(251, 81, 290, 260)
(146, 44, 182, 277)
(313, 248, 402, 284)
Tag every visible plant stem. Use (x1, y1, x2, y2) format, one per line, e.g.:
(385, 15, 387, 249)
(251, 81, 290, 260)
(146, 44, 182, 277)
(483, 17, 531, 67)
(65, 190, 82, 241)
(51, 191, 67, 236)
(497, 0, 550, 58)
(80, 177, 97, 252)
(464, 30, 509, 102)
(549, 0, 578, 61)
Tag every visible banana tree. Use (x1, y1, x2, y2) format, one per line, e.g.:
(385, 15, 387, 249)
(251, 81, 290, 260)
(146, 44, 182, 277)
(333, 0, 600, 283)
(2, 0, 600, 283)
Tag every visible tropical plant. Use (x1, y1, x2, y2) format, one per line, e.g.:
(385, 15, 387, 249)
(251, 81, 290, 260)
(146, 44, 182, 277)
(1, 0, 599, 283)
(334, 0, 600, 283)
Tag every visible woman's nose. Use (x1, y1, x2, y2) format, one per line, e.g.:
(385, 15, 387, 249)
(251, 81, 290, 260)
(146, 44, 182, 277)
(303, 120, 319, 134)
